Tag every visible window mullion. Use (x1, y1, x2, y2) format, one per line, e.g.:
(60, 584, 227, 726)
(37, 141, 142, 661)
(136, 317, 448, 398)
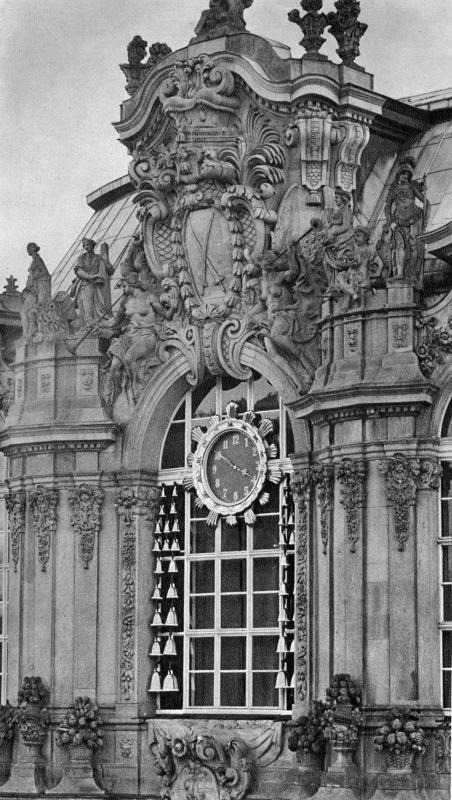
(214, 519, 221, 709)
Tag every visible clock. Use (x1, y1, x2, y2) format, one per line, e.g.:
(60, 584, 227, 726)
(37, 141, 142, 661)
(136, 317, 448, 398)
(184, 401, 282, 526)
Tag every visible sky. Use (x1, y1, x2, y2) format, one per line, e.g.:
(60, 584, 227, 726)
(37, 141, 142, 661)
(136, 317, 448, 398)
(0, 0, 451, 291)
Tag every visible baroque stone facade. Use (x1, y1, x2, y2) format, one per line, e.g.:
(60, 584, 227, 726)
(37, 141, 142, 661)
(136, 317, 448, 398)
(1, 6, 451, 800)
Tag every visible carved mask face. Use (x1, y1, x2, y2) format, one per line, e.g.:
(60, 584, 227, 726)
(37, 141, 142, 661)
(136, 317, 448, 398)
(80, 368, 94, 391)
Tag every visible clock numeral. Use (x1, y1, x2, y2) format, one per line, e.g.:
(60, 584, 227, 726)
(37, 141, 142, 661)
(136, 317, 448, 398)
(244, 438, 249, 448)
(212, 465, 217, 475)
(215, 452, 221, 461)
(252, 448, 257, 457)
(215, 479, 220, 489)
(244, 485, 249, 496)
(222, 488, 228, 499)
(232, 434, 239, 446)
(233, 491, 238, 502)
(223, 439, 229, 450)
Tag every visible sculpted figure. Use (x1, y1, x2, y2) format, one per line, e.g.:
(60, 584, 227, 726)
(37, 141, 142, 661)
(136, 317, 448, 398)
(323, 188, 355, 286)
(70, 238, 114, 327)
(328, 227, 372, 303)
(193, 0, 253, 40)
(21, 243, 52, 338)
(376, 156, 425, 285)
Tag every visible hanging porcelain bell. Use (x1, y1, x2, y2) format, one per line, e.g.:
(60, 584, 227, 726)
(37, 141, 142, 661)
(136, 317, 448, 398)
(288, 529, 295, 546)
(290, 638, 295, 653)
(172, 484, 178, 498)
(171, 537, 180, 552)
(151, 605, 163, 627)
(275, 665, 288, 689)
(280, 551, 288, 568)
(166, 581, 178, 600)
(170, 501, 177, 516)
(289, 672, 295, 689)
(162, 669, 179, 692)
(287, 513, 294, 527)
(148, 667, 162, 693)
(278, 604, 288, 623)
(280, 580, 289, 596)
(172, 518, 180, 534)
(159, 504, 165, 517)
(150, 636, 162, 656)
(168, 558, 178, 574)
(163, 520, 170, 535)
(154, 558, 164, 575)
(152, 538, 162, 553)
(163, 633, 177, 656)
(276, 636, 288, 654)
(162, 538, 171, 552)
(154, 520, 162, 536)
(151, 581, 162, 601)
(160, 486, 166, 499)
(165, 606, 178, 627)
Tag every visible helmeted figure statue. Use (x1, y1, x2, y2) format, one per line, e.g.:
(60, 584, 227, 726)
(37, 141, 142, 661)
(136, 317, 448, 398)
(70, 238, 114, 327)
(376, 156, 425, 286)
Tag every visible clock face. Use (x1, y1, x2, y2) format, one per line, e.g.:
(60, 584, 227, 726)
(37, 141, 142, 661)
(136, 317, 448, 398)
(205, 428, 262, 506)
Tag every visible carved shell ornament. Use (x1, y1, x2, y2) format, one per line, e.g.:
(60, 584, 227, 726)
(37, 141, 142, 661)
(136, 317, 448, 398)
(184, 401, 282, 526)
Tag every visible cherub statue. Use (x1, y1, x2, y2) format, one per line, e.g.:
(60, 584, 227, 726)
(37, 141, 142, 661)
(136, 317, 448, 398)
(328, 226, 372, 303)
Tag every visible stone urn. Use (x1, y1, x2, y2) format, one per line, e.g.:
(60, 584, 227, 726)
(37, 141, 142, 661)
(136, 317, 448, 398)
(297, 750, 324, 772)
(385, 749, 415, 772)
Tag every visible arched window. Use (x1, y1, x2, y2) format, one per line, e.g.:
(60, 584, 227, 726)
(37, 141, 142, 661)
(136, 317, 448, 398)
(439, 402, 452, 712)
(150, 373, 295, 714)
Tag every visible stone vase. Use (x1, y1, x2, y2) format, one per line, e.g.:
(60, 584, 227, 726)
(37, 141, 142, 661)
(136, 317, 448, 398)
(47, 740, 104, 796)
(297, 750, 323, 772)
(385, 749, 415, 772)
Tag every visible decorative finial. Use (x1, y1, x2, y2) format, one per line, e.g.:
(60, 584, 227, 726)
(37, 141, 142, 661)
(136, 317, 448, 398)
(327, 0, 367, 69)
(147, 42, 172, 68)
(288, 0, 328, 61)
(127, 35, 148, 65)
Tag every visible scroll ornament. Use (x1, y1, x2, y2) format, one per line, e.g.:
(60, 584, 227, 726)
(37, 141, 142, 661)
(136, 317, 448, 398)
(68, 484, 104, 569)
(336, 459, 367, 553)
(379, 453, 420, 551)
(29, 486, 58, 572)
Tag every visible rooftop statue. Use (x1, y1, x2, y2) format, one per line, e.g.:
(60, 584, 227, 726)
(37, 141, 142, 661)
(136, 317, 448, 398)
(288, 0, 329, 60)
(192, 0, 254, 42)
(21, 243, 76, 343)
(327, 0, 367, 68)
(376, 156, 426, 287)
(70, 238, 114, 328)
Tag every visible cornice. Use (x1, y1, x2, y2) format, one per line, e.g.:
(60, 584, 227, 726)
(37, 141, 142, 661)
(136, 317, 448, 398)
(0, 422, 118, 456)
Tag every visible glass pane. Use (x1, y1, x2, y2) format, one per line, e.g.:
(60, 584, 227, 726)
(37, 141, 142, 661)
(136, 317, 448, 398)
(192, 379, 217, 418)
(221, 595, 246, 628)
(253, 672, 278, 707)
(252, 636, 279, 670)
(161, 422, 185, 469)
(254, 558, 279, 591)
(0, 606, 4, 636)
(443, 585, 452, 621)
(190, 596, 214, 629)
(190, 673, 214, 707)
(253, 375, 278, 411)
(221, 560, 246, 592)
(443, 546, 452, 582)
(0, 535, 5, 565)
(286, 414, 295, 457)
(190, 638, 214, 670)
(190, 521, 214, 554)
(221, 519, 246, 552)
(253, 593, 279, 628)
(441, 462, 452, 493)
(441, 500, 451, 537)
(443, 631, 452, 668)
(191, 561, 214, 593)
(221, 673, 246, 706)
(221, 637, 246, 670)
(443, 671, 451, 709)
(253, 515, 278, 550)
(221, 377, 247, 415)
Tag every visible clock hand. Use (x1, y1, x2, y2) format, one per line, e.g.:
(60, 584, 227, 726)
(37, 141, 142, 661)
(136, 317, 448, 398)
(217, 452, 253, 479)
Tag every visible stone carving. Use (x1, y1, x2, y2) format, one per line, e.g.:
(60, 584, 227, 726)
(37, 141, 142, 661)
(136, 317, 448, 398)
(336, 459, 367, 552)
(70, 238, 114, 328)
(376, 156, 426, 287)
(321, 674, 362, 748)
(311, 465, 333, 554)
(127, 35, 148, 65)
(121, 38, 172, 96)
(192, 0, 254, 42)
(327, 227, 373, 303)
(379, 453, 420, 551)
(120, 738, 133, 760)
(40, 373, 51, 394)
(151, 726, 253, 800)
(286, 101, 335, 205)
(148, 43, 172, 68)
(21, 244, 75, 343)
(393, 320, 409, 349)
(80, 367, 94, 392)
(68, 484, 104, 569)
(334, 117, 370, 193)
(323, 187, 355, 287)
(327, 0, 367, 68)
(287, 701, 325, 765)
(293, 474, 310, 703)
(418, 458, 442, 490)
(29, 485, 58, 572)
(435, 723, 451, 774)
(116, 487, 159, 700)
(416, 317, 452, 377)
(17, 676, 50, 748)
(5, 489, 26, 573)
(374, 708, 426, 771)
(288, 1, 329, 60)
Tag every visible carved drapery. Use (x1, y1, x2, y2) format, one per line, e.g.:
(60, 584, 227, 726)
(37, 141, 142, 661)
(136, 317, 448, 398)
(116, 486, 159, 700)
(29, 485, 58, 572)
(292, 472, 311, 703)
(379, 453, 420, 551)
(311, 465, 333, 554)
(68, 484, 104, 569)
(336, 458, 367, 553)
(5, 488, 26, 573)
(286, 101, 336, 205)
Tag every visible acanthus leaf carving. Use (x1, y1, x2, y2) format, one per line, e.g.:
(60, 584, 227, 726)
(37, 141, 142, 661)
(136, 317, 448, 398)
(292, 472, 311, 703)
(68, 484, 104, 569)
(5, 488, 26, 573)
(311, 464, 333, 555)
(379, 453, 420, 551)
(29, 485, 58, 572)
(336, 458, 367, 553)
(116, 486, 159, 700)
(416, 317, 452, 377)
(418, 458, 442, 491)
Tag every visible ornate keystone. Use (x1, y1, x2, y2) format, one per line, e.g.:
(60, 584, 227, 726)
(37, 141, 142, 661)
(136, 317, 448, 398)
(327, 0, 367, 68)
(288, 1, 329, 60)
(336, 459, 367, 553)
(29, 486, 58, 572)
(6, 489, 26, 573)
(68, 484, 104, 570)
(379, 453, 420, 551)
(311, 465, 333, 554)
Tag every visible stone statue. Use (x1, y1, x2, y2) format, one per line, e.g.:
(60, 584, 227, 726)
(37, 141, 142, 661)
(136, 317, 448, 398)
(376, 156, 425, 286)
(70, 238, 114, 328)
(323, 187, 355, 286)
(127, 35, 148, 65)
(327, 226, 372, 303)
(192, 0, 254, 42)
(21, 243, 52, 339)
